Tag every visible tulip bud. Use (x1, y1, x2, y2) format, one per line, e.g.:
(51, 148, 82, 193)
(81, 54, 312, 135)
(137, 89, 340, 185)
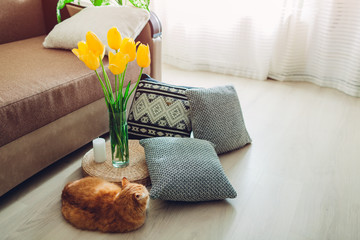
(120, 37, 137, 62)
(86, 31, 105, 59)
(136, 44, 151, 68)
(72, 41, 100, 70)
(83, 52, 100, 70)
(107, 27, 122, 51)
(72, 41, 88, 58)
(109, 51, 130, 75)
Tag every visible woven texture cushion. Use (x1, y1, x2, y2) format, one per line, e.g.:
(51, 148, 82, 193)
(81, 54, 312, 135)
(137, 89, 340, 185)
(127, 74, 192, 139)
(185, 85, 251, 154)
(140, 137, 237, 202)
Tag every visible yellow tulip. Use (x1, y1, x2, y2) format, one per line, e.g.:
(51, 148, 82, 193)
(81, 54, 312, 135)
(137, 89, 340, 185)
(136, 43, 151, 68)
(120, 37, 137, 62)
(108, 51, 130, 75)
(107, 27, 122, 51)
(72, 41, 88, 59)
(82, 52, 100, 70)
(86, 31, 105, 59)
(72, 41, 100, 70)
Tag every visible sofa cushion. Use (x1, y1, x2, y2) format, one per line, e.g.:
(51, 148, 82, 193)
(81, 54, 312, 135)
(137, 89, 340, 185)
(0, 36, 149, 147)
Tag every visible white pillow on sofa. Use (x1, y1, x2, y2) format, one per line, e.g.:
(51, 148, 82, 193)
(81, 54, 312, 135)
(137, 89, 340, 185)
(43, 6, 150, 53)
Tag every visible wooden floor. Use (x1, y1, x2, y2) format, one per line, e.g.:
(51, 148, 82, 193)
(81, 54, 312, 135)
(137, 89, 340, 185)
(1, 64, 360, 240)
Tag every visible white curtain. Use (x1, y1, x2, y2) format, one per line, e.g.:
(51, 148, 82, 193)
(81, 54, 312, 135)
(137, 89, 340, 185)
(150, 0, 360, 97)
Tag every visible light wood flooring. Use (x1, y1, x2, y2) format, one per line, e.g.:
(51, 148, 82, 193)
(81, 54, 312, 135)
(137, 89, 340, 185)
(1, 64, 360, 240)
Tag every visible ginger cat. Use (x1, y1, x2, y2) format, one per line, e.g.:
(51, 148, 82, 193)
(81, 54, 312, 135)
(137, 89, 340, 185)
(61, 176, 149, 233)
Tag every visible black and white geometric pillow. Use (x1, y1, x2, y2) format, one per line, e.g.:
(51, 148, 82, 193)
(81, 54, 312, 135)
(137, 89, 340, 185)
(127, 74, 192, 139)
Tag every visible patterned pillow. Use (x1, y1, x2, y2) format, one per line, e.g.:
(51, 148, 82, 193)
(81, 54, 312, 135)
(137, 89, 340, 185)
(140, 137, 237, 202)
(127, 74, 192, 139)
(185, 85, 251, 154)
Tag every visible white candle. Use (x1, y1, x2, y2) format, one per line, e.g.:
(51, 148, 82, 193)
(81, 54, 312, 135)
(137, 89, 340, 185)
(92, 138, 106, 163)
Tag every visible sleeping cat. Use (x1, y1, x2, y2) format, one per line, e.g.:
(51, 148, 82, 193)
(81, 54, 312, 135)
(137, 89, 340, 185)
(61, 176, 149, 233)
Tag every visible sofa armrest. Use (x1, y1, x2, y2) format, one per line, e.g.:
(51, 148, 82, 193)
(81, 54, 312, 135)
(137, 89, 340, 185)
(149, 11, 162, 39)
(148, 11, 162, 80)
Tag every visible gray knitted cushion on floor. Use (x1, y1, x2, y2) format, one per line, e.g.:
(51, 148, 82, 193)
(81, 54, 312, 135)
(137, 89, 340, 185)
(185, 85, 251, 154)
(140, 137, 237, 202)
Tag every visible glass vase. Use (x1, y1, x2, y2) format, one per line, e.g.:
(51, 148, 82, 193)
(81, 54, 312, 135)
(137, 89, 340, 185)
(108, 108, 129, 168)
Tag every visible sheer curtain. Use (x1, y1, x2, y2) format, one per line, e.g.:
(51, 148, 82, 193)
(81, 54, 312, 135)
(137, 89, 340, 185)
(151, 0, 360, 97)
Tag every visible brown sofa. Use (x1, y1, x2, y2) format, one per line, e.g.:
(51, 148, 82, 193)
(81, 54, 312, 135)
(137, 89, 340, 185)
(0, 0, 162, 196)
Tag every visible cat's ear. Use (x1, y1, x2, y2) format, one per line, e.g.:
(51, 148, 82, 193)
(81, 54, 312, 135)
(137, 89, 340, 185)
(134, 193, 142, 200)
(122, 177, 130, 187)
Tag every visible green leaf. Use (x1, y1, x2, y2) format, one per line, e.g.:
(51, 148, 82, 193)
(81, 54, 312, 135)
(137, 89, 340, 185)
(123, 81, 131, 109)
(90, 0, 112, 6)
(128, 0, 150, 11)
(123, 81, 131, 99)
(90, 0, 104, 6)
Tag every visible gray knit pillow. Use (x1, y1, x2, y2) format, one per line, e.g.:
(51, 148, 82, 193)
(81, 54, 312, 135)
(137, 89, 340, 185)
(140, 137, 237, 202)
(185, 85, 251, 154)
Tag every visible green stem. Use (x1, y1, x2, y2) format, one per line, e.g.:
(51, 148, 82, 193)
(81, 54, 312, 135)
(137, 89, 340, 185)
(108, 103, 123, 145)
(97, 69, 118, 138)
(115, 74, 122, 106)
(108, 104, 127, 159)
(114, 74, 118, 100)
(116, 73, 122, 108)
(114, 49, 120, 104)
(119, 64, 128, 111)
(106, 105, 123, 157)
(100, 57, 114, 103)
(124, 67, 143, 109)
(95, 70, 111, 103)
